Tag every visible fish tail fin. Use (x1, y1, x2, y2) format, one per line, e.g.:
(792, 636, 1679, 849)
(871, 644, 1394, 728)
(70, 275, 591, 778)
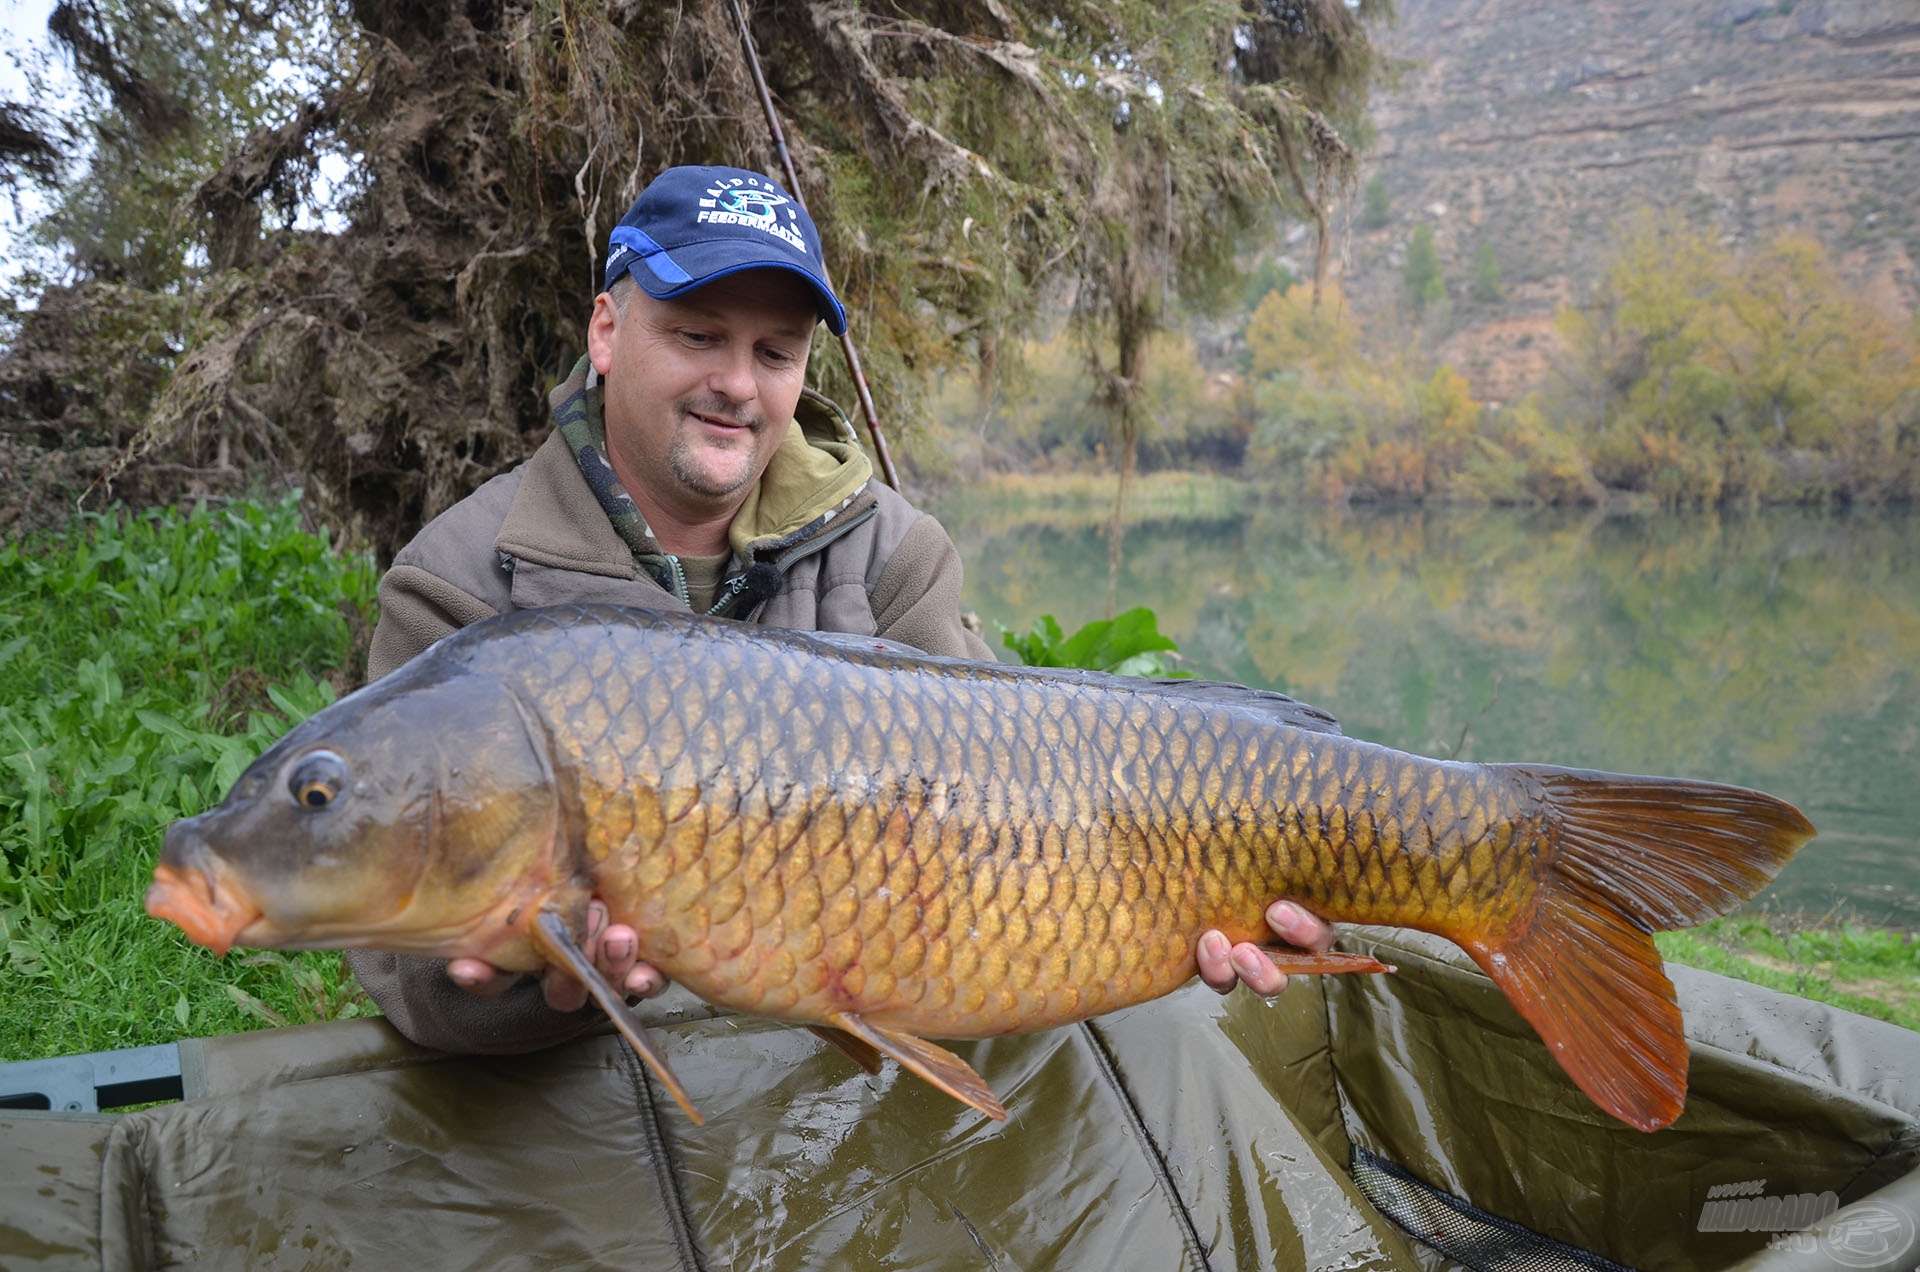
(1461, 766, 1814, 1133)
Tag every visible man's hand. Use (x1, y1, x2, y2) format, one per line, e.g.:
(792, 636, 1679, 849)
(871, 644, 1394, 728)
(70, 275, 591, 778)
(446, 899, 668, 1011)
(444, 898, 1327, 1008)
(1196, 902, 1337, 997)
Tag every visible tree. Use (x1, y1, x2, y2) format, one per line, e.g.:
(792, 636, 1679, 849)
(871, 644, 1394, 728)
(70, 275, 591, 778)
(1236, 0, 1389, 310)
(1556, 213, 1740, 501)
(0, 0, 357, 536)
(1555, 213, 1920, 504)
(1718, 235, 1859, 448)
(0, 103, 60, 205)
(1246, 279, 1359, 383)
(2, 0, 1392, 554)
(1242, 256, 1297, 311)
(1403, 224, 1444, 311)
(1360, 174, 1390, 228)
(1472, 240, 1502, 302)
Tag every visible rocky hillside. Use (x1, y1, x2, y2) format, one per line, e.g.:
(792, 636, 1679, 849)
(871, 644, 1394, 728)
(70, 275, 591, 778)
(1337, 0, 1920, 401)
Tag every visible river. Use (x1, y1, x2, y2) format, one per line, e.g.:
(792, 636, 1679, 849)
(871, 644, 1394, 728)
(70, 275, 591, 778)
(924, 493, 1919, 930)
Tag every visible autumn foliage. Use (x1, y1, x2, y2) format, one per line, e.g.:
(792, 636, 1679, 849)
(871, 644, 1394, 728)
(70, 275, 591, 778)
(1238, 217, 1919, 506)
(1558, 215, 1920, 505)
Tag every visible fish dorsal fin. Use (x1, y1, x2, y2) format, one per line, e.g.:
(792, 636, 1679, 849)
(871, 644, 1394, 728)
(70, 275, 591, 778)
(826, 1012, 1008, 1122)
(790, 628, 1344, 737)
(797, 630, 927, 659)
(1014, 669, 1345, 736)
(1153, 679, 1342, 735)
(531, 910, 704, 1125)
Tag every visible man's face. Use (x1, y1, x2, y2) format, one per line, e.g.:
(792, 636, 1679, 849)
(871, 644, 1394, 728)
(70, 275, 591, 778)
(587, 269, 817, 529)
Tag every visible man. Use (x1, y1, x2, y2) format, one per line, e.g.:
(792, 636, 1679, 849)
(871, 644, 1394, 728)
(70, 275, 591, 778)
(349, 164, 1333, 1056)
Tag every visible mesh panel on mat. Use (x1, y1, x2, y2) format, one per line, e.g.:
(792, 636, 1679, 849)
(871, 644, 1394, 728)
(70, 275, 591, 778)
(1351, 1145, 1637, 1272)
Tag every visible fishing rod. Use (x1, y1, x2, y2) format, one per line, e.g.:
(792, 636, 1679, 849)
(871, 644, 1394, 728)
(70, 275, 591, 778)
(725, 0, 902, 491)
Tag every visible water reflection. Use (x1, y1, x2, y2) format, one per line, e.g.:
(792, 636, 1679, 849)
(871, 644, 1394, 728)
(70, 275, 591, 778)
(931, 497, 1920, 928)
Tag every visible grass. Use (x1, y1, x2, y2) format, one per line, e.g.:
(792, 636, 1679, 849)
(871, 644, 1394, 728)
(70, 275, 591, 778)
(0, 498, 381, 1061)
(1657, 917, 1920, 1032)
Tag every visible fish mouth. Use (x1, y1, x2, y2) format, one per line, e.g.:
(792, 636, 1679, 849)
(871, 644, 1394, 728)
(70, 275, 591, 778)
(146, 857, 264, 957)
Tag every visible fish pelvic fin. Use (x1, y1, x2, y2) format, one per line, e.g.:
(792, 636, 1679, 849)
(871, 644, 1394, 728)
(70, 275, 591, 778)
(531, 910, 704, 1126)
(825, 1012, 1008, 1122)
(1466, 766, 1815, 1133)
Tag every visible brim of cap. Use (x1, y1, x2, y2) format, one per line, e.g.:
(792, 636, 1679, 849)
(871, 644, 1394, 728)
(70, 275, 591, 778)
(620, 245, 847, 337)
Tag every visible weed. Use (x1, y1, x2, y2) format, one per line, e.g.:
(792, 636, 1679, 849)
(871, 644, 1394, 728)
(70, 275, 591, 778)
(0, 498, 379, 1060)
(998, 608, 1192, 678)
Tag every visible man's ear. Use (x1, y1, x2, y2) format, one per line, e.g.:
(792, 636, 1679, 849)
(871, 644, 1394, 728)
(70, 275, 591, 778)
(587, 292, 619, 376)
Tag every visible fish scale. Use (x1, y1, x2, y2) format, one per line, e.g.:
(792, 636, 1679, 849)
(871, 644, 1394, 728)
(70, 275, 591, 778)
(149, 604, 1815, 1131)
(512, 618, 1535, 1033)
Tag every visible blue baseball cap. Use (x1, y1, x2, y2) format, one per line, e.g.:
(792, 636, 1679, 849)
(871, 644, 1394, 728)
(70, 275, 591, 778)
(603, 165, 848, 336)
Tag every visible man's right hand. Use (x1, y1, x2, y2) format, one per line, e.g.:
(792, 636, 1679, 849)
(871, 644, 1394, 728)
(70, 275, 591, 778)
(1195, 902, 1338, 997)
(446, 899, 668, 1011)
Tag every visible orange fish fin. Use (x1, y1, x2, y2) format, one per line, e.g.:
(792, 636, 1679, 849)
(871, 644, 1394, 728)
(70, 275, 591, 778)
(531, 910, 704, 1126)
(1463, 893, 1684, 1133)
(826, 1012, 1008, 1122)
(807, 1024, 885, 1075)
(1255, 945, 1396, 975)
(1467, 766, 1817, 1132)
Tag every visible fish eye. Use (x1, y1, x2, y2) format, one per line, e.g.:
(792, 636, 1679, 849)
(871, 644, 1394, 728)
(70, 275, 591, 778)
(288, 751, 348, 811)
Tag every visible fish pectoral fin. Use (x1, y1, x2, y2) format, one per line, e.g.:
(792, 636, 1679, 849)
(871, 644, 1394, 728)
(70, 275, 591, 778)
(1255, 945, 1397, 975)
(806, 1024, 885, 1075)
(531, 910, 704, 1126)
(825, 1012, 1008, 1122)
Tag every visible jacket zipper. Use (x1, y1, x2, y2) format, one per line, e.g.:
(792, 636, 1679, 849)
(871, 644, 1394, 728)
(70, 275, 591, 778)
(658, 554, 691, 607)
(711, 500, 879, 621)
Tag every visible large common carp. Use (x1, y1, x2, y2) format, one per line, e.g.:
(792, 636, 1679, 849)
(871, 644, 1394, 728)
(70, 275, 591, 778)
(148, 605, 1814, 1132)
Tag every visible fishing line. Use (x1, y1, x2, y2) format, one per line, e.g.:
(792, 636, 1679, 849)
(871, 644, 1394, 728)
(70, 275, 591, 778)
(725, 0, 903, 491)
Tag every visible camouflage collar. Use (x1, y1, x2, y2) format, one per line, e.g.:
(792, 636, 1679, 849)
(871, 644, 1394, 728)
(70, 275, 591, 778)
(552, 368, 663, 574)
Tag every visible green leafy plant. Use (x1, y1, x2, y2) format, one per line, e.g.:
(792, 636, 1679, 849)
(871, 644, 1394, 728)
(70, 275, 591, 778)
(998, 607, 1191, 678)
(0, 498, 380, 1060)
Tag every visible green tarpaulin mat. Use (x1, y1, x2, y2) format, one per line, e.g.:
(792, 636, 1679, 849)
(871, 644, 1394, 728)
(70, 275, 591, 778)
(3, 928, 1914, 1271)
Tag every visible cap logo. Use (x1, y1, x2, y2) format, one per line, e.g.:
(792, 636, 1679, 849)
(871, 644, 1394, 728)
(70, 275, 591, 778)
(696, 177, 808, 255)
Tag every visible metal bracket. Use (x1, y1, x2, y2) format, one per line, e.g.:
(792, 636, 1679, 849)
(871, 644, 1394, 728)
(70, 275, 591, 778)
(0, 1043, 183, 1113)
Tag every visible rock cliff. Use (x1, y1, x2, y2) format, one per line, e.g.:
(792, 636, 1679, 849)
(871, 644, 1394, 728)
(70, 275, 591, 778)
(1338, 0, 1920, 400)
